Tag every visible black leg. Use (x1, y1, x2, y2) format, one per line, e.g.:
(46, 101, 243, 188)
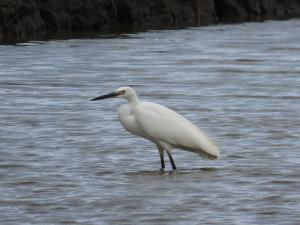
(156, 144, 165, 171)
(160, 153, 165, 170)
(166, 151, 176, 170)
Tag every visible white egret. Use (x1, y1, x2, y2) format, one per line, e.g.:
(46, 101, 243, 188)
(91, 86, 219, 170)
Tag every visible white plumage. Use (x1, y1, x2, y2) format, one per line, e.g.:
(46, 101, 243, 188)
(92, 86, 219, 170)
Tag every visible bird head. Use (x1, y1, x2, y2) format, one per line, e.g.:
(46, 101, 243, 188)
(115, 86, 137, 100)
(91, 86, 137, 101)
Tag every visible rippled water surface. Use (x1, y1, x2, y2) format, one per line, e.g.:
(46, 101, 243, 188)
(1, 19, 300, 224)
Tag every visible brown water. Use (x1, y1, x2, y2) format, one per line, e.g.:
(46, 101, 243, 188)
(0, 19, 300, 225)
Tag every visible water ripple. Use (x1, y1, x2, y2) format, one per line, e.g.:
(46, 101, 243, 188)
(0, 19, 300, 225)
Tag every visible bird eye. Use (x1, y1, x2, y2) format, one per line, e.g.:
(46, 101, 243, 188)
(121, 90, 126, 94)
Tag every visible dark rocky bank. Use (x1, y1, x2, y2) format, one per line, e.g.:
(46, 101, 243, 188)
(1, 0, 300, 43)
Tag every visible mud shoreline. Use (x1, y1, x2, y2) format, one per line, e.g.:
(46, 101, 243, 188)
(1, 0, 300, 43)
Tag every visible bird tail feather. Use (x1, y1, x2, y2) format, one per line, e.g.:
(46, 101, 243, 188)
(176, 145, 219, 160)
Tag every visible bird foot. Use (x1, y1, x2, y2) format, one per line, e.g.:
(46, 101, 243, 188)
(169, 170, 176, 175)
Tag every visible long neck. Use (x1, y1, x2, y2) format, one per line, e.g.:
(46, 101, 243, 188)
(126, 93, 139, 107)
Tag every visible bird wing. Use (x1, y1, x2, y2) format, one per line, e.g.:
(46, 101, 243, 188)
(134, 102, 219, 159)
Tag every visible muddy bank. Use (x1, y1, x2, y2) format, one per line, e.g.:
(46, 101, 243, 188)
(1, 0, 300, 43)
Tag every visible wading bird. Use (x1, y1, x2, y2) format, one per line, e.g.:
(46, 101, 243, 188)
(91, 86, 219, 171)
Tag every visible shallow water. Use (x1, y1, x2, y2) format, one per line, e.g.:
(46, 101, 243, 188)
(0, 19, 300, 224)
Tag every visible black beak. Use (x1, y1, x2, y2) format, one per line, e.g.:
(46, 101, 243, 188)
(91, 92, 119, 101)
